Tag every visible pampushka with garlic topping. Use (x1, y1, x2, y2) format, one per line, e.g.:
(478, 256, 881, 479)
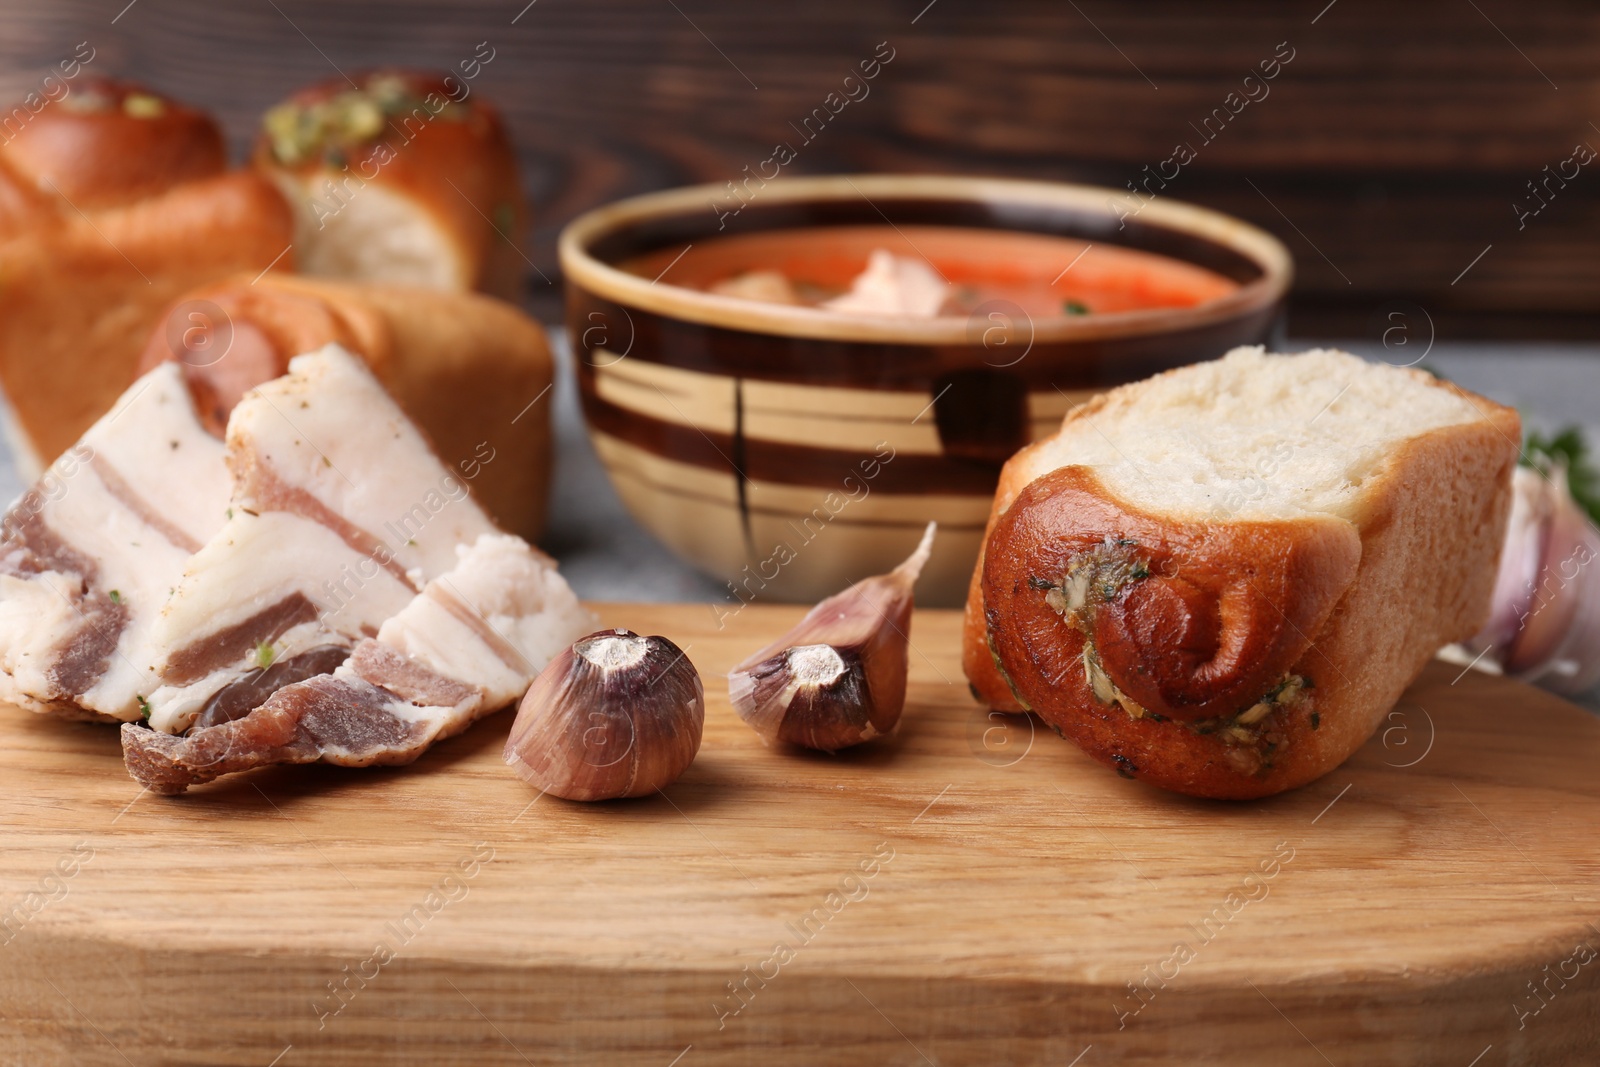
(963, 347, 1520, 798)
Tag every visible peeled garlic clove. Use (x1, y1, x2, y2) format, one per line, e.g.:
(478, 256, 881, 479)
(729, 523, 935, 751)
(505, 628, 704, 801)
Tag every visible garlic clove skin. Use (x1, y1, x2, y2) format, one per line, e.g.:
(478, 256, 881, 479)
(1505, 469, 1589, 674)
(505, 628, 704, 801)
(1538, 540, 1600, 694)
(728, 523, 934, 751)
(1465, 463, 1600, 696)
(1475, 467, 1550, 657)
(1503, 472, 1600, 692)
(733, 643, 881, 752)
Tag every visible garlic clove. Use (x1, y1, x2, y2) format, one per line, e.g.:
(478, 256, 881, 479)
(1474, 466, 1551, 657)
(735, 643, 877, 751)
(1466, 458, 1600, 696)
(1505, 466, 1589, 674)
(1537, 541, 1600, 694)
(729, 522, 935, 751)
(504, 628, 704, 801)
(1503, 469, 1600, 692)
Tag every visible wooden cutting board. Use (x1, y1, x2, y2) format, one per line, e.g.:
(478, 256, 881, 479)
(1, 604, 1597, 1066)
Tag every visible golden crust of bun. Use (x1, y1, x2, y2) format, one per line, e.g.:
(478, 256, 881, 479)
(0, 153, 53, 233)
(963, 378, 1520, 799)
(253, 70, 526, 300)
(0, 168, 295, 466)
(0, 78, 226, 217)
(138, 273, 554, 538)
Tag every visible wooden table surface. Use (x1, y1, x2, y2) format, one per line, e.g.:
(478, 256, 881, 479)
(1, 603, 1597, 1065)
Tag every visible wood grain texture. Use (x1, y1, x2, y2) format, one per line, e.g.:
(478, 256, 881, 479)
(1, 603, 1597, 1065)
(0, 1, 1597, 336)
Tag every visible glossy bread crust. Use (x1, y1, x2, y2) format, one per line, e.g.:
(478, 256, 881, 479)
(963, 379, 1521, 799)
(0, 78, 226, 219)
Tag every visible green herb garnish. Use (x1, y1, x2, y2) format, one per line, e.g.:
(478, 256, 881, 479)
(137, 696, 151, 720)
(263, 74, 460, 166)
(1063, 300, 1090, 316)
(108, 590, 121, 604)
(254, 640, 276, 671)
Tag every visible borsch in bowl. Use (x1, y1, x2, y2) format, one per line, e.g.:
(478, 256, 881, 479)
(560, 174, 1291, 605)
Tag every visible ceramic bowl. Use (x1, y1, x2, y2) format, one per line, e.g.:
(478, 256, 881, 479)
(559, 174, 1291, 606)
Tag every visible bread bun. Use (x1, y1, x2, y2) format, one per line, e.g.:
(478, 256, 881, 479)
(254, 70, 526, 300)
(0, 81, 294, 470)
(963, 347, 1520, 798)
(137, 274, 554, 538)
(0, 78, 225, 217)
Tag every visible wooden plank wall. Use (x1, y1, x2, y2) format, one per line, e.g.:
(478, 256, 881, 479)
(1, 0, 1596, 338)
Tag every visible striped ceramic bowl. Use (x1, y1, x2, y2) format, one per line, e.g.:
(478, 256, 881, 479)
(559, 174, 1291, 607)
